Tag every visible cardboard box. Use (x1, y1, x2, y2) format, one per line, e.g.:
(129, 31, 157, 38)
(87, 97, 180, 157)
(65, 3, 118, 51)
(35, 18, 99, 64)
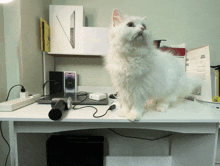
(79, 27, 109, 55)
(49, 5, 84, 53)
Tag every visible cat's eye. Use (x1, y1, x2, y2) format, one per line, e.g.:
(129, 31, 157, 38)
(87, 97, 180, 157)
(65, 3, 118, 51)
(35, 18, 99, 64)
(127, 22, 135, 27)
(142, 24, 146, 29)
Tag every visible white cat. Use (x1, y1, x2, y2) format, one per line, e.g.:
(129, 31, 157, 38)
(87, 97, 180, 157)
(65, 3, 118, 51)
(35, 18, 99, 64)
(105, 9, 200, 121)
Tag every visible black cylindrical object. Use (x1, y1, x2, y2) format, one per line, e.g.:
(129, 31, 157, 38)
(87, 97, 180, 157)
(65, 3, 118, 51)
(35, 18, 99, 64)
(49, 100, 66, 120)
(49, 97, 72, 121)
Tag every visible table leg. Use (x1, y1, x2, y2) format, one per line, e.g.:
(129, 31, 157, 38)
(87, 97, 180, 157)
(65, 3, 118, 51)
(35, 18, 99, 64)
(8, 121, 18, 166)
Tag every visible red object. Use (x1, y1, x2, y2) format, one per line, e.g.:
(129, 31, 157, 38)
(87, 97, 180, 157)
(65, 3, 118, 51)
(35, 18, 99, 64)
(159, 47, 186, 56)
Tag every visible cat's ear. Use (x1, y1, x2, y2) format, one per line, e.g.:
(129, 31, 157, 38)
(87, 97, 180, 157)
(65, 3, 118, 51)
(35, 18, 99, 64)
(112, 9, 124, 27)
(142, 17, 147, 21)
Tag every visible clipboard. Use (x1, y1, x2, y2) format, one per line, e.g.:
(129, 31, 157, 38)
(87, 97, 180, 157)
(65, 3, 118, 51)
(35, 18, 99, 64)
(40, 17, 50, 52)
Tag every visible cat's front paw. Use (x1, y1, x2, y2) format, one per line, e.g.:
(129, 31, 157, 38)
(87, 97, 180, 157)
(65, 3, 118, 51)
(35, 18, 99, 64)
(125, 109, 142, 121)
(156, 103, 169, 112)
(117, 110, 126, 117)
(117, 107, 129, 117)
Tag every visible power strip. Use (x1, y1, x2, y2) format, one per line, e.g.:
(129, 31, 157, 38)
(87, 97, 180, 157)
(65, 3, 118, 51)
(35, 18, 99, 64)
(0, 94, 41, 112)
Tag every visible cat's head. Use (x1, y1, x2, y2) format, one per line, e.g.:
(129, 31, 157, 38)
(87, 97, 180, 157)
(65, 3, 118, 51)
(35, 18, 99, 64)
(109, 9, 153, 48)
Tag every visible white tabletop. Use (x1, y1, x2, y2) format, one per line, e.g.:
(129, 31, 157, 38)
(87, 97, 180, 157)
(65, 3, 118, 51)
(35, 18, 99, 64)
(0, 99, 220, 123)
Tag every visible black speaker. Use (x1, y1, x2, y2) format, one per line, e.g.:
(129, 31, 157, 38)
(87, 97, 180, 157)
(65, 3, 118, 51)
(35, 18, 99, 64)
(46, 135, 104, 166)
(49, 71, 64, 95)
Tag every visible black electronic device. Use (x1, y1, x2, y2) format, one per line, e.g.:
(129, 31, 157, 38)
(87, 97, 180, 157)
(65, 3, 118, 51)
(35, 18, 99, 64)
(49, 71, 64, 95)
(64, 71, 77, 93)
(48, 97, 72, 121)
(46, 135, 104, 166)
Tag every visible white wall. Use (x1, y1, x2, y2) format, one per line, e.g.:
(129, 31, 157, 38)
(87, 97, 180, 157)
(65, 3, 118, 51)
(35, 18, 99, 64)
(0, 4, 10, 166)
(0, 4, 7, 102)
(55, 57, 111, 87)
(19, 0, 51, 95)
(3, 0, 21, 100)
(3, 0, 51, 100)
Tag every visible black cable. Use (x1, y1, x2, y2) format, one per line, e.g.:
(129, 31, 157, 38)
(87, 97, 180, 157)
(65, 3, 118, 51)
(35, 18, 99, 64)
(42, 80, 61, 97)
(6, 84, 25, 101)
(93, 105, 116, 118)
(108, 128, 172, 141)
(42, 80, 51, 91)
(72, 91, 89, 109)
(72, 92, 115, 118)
(73, 105, 114, 118)
(0, 121, 11, 166)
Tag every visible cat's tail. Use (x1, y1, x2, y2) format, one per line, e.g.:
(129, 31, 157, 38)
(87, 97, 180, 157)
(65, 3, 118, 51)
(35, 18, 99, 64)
(179, 74, 202, 98)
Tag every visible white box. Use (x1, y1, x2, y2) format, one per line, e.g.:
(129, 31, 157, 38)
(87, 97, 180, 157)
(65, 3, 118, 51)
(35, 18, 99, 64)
(89, 93, 107, 101)
(79, 27, 109, 55)
(49, 5, 84, 54)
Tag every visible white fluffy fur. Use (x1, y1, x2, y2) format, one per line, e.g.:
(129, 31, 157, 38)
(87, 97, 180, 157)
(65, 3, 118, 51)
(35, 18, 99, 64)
(105, 9, 200, 121)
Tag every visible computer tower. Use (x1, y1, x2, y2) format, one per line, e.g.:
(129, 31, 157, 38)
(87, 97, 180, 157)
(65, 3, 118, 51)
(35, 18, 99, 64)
(49, 71, 64, 95)
(46, 135, 104, 166)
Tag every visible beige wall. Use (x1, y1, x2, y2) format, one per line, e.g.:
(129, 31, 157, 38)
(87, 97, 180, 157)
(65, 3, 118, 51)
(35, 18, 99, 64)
(3, 0, 22, 100)
(0, 5, 8, 166)
(0, 4, 7, 102)
(3, 0, 51, 99)
(19, 0, 51, 96)
(55, 57, 112, 87)
(52, 0, 220, 90)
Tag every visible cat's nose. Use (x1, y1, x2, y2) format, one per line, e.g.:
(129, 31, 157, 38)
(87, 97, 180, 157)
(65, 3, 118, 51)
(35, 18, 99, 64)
(141, 27, 145, 31)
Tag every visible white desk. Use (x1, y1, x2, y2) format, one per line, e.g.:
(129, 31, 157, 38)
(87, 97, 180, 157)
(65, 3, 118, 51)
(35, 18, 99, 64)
(0, 87, 220, 166)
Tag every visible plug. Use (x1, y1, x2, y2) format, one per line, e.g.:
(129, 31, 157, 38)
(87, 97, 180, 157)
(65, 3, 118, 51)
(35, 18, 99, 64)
(20, 86, 28, 99)
(21, 86, 26, 92)
(108, 104, 116, 111)
(110, 102, 120, 110)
